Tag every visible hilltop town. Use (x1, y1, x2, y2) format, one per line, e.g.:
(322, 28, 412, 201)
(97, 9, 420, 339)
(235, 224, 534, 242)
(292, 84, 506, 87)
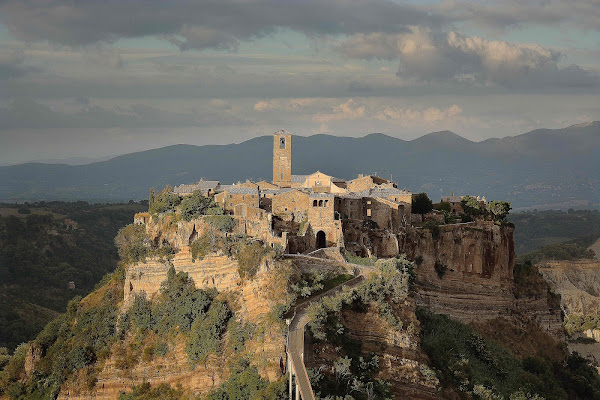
(153, 130, 433, 257)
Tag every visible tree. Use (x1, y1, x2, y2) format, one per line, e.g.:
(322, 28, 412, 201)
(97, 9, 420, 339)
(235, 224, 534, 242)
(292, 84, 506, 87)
(434, 201, 451, 213)
(487, 201, 511, 221)
(179, 190, 219, 221)
(461, 195, 484, 217)
(148, 186, 181, 215)
(412, 193, 433, 216)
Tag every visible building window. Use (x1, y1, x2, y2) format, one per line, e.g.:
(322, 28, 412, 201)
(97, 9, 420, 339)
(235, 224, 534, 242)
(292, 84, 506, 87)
(324, 200, 328, 206)
(313, 200, 318, 207)
(318, 200, 323, 206)
(367, 209, 372, 217)
(280, 137, 286, 149)
(367, 200, 371, 205)
(281, 173, 284, 180)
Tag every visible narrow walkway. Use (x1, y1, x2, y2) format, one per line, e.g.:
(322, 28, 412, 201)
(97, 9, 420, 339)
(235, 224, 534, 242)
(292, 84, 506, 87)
(284, 255, 375, 399)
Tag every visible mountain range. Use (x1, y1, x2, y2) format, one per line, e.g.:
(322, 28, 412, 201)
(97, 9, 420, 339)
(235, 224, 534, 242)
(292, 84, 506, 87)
(1, 122, 599, 209)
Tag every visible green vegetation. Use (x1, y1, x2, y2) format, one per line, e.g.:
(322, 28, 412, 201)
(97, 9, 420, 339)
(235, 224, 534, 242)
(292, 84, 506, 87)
(417, 309, 600, 400)
(291, 270, 354, 299)
(115, 223, 177, 264)
(0, 270, 124, 399)
(178, 190, 220, 221)
(189, 232, 271, 279)
(304, 257, 414, 399)
(508, 209, 600, 255)
(118, 382, 188, 400)
(207, 358, 286, 400)
(0, 201, 146, 351)
(487, 201, 512, 221)
(345, 251, 377, 266)
(518, 241, 596, 265)
(234, 240, 269, 279)
(412, 192, 433, 216)
(564, 314, 600, 336)
(121, 267, 231, 364)
(115, 224, 152, 264)
(148, 186, 181, 215)
(459, 196, 512, 222)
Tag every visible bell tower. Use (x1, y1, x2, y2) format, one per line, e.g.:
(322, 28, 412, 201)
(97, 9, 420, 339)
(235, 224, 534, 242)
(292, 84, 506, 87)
(273, 130, 292, 187)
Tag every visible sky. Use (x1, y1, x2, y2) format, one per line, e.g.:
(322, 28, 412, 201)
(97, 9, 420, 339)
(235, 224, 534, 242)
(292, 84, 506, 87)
(0, 0, 599, 165)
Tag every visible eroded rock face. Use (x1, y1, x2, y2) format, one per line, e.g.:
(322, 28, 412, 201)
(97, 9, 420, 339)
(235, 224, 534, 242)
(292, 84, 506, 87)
(539, 259, 600, 315)
(400, 222, 515, 321)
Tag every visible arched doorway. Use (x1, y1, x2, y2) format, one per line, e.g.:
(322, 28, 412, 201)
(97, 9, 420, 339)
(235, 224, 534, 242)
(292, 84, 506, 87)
(316, 230, 326, 249)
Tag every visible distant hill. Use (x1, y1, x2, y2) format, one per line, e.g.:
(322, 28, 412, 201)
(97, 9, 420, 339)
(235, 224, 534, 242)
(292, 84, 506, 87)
(1, 122, 599, 209)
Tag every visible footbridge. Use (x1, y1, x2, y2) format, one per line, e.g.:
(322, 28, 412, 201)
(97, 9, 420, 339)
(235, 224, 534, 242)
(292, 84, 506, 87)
(283, 253, 375, 399)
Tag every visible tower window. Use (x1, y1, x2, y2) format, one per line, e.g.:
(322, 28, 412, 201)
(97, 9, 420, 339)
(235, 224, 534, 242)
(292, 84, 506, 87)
(281, 173, 284, 180)
(280, 137, 286, 149)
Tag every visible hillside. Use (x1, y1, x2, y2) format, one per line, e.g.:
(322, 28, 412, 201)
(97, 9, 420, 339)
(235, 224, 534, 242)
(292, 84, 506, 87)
(0, 201, 146, 351)
(1, 122, 599, 209)
(3, 197, 600, 399)
(509, 209, 600, 254)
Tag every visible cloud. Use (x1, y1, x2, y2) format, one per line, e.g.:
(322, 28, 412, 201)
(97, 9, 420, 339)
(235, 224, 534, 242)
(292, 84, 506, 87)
(313, 98, 463, 127)
(82, 47, 124, 69)
(254, 100, 276, 112)
(254, 98, 317, 112)
(0, 98, 245, 130)
(0, 49, 40, 79)
(436, 0, 600, 32)
(314, 98, 365, 123)
(0, 0, 441, 50)
(210, 99, 232, 110)
(336, 28, 599, 89)
(376, 104, 463, 123)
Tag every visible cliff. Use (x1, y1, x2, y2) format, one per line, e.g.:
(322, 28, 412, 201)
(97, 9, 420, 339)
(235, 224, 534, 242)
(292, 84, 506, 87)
(539, 259, 600, 316)
(400, 221, 564, 340)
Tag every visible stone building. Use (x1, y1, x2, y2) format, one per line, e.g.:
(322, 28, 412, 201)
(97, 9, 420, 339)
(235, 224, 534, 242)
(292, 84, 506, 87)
(174, 179, 220, 197)
(273, 130, 292, 187)
(173, 130, 414, 255)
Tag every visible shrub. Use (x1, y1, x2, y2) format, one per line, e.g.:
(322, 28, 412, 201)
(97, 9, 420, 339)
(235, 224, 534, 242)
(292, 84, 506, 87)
(207, 358, 285, 400)
(186, 301, 231, 363)
(129, 293, 154, 333)
(118, 382, 186, 400)
(205, 215, 236, 232)
(235, 240, 268, 279)
(434, 261, 447, 278)
(179, 190, 219, 221)
(423, 221, 441, 240)
(156, 342, 169, 357)
(148, 186, 181, 215)
(115, 224, 150, 264)
(152, 267, 216, 333)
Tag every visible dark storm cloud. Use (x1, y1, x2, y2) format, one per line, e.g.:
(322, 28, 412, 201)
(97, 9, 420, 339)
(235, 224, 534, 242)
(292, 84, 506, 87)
(0, 0, 442, 50)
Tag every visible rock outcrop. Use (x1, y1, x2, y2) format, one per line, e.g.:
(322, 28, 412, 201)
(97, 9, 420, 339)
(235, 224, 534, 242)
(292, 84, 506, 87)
(539, 259, 600, 315)
(400, 221, 564, 341)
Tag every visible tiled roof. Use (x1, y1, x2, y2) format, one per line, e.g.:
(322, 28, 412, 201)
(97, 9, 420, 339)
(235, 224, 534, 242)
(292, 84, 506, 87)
(358, 188, 411, 198)
(222, 186, 259, 195)
(309, 193, 335, 198)
(174, 180, 220, 194)
(291, 175, 308, 183)
(441, 196, 463, 203)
